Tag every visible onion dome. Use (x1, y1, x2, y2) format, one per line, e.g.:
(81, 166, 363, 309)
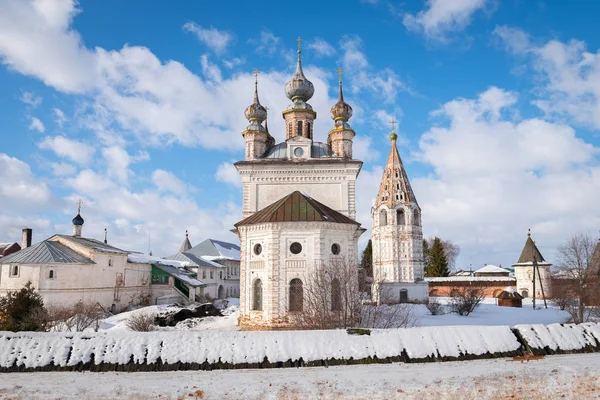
(243, 70, 267, 133)
(330, 68, 353, 129)
(389, 120, 398, 141)
(284, 37, 314, 109)
(72, 213, 84, 226)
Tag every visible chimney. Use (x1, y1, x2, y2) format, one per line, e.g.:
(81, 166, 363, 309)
(21, 228, 32, 249)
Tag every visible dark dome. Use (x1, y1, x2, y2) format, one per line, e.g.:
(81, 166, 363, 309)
(72, 213, 84, 226)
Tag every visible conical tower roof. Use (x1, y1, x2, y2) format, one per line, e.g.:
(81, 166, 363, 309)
(179, 230, 192, 253)
(374, 130, 418, 209)
(513, 232, 550, 265)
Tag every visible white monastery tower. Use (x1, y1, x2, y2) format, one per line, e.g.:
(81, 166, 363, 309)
(371, 126, 428, 303)
(233, 40, 365, 329)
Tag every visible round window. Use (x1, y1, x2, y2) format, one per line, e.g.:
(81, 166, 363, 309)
(331, 243, 341, 255)
(293, 147, 304, 157)
(253, 243, 262, 255)
(290, 242, 302, 255)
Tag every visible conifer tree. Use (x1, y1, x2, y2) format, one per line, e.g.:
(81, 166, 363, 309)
(423, 239, 430, 275)
(426, 237, 450, 277)
(0, 281, 47, 331)
(360, 239, 373, 276)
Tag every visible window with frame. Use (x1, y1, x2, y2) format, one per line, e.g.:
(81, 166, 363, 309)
(202, 269, 206, 279)
(210, 270, 214, 279)
(290, 242, 302, 255)
(220, 271, 223, 279)
(49, 269, 55, 279)
(10, 265, 19, 277)
(289, 278, 304, 312)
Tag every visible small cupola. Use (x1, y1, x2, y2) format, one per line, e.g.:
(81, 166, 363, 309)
(72, 199, 84, 237)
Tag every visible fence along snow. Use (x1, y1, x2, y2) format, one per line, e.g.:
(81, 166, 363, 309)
(1, 323, 599, 372)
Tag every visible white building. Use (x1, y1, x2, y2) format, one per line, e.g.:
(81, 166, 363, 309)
(371, 129, 428, 303)
(0, 212, 206, 311)
(233, 44, 365, 329)
(168, 233, 241, 301)
(512, 232, 552, 299)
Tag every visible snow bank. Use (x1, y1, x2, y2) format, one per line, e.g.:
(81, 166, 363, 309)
(515, 323, 600, 354)
(0, 325, 521, 372)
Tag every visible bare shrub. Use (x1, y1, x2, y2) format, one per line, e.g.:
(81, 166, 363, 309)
(360, 303, 419, 329)
(46, 301, 107, 332)
(425, 298, 444, 315)
(126, 311, 156, 332)
(129, 291, 152, 308)
(448, 286, 485, 316)
(291, 258, 362, 329)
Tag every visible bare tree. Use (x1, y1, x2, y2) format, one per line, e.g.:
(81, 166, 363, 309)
(424, 238, 460, 270)
(425, 297, 444, 315)
(361, 275, 420, 328)
(448, 286, 485, 316)
(292, 258, 362, 329)
(556, 233, 599, 323)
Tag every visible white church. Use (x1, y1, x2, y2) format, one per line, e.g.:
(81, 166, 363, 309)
(232, 41, 426, 329)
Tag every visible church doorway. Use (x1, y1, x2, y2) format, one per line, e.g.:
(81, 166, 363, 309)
(218, 285, 224, 299)
(399, 289, 408, 303)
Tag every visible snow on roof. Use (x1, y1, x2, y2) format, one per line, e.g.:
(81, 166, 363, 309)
(127, 253, 189, 268)
(426, 276, 516, 283)
(474, 265, 510, 274)
(188, 239, 240, 261)
(503, 286, 517, 294)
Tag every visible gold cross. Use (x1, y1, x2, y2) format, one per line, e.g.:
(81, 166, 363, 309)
(337, 68, 343, 82)
(253, 69, 259, 83)
(77, 198, 83, 214)
(389, 119, 396, 132)
(297, 36, 301, 51)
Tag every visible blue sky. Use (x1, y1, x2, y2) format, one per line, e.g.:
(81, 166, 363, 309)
(1, 0, 599, 268)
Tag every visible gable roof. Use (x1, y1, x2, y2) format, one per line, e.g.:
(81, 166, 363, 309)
(167, 251, 225, 268)
(0, 242, 20, 257)
(235, 191, 360, 228)
(514, 234, 549, 265)
(186, 239, 241, 261)
(0, 240, 93, 264)
(55, 234, 128, 254)
(474, 265, 510, 274)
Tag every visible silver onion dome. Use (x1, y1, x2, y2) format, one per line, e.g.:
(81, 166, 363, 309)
(244, 71, 267, 132)
(284, 42, 314, 104)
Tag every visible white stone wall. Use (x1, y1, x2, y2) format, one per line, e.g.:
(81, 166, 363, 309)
(238, 221, 361, 328)
(0, 255, 152, 310)
(514, 264, 553, 299)
(236, 161, 362, 220)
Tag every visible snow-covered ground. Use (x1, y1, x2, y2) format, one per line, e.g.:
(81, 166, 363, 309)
(100, 297, 568, 332)
(1, 353, 598, 399)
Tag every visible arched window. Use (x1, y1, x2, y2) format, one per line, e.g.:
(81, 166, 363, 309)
(11, 265, 19, 277)
(413, 210, 420, 225)
(307, 121, 312, 138)
(397, 209, 405, 225)
(218, 285, 224, 299)
(379, 209, 387, 226)
(219, 271, 223, 279)
(297, 120, 303, 137)
(521, 289, 529, 298)
(288, 122, 293, 137)
(429, 289, 438, 297)
(49, 270, 55, 279)
(289, 278, 303, 312)
(331, 278, 341, 311)
(399, 289, 409, 303)
(253, 279, 263, 310)
(202, 270, 206, 279)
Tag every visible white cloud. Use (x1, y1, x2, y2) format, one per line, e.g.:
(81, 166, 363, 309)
(101, 146, 132, 184)
(183, 22, 233, 54)
(495, 27, 600, 131)
(28, 116, 45, 132)
(215, 162, 241, 188)
(413, 87, 600, 267)
(39, 135, 95, 165)
(255, 30, 281, 57)
(50, 162, 77, 176)
(403, 0, 491, 42)
(200, 54, 222, 83)
(19, 91, 42, 107)
(0, 153, 50, 210)
(223, 57, 245, 69)
(54, 108, 67, 127)
(308, 38, 336, 57)
(152, 169, 189, 196)
(0, 0, 95, 93)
